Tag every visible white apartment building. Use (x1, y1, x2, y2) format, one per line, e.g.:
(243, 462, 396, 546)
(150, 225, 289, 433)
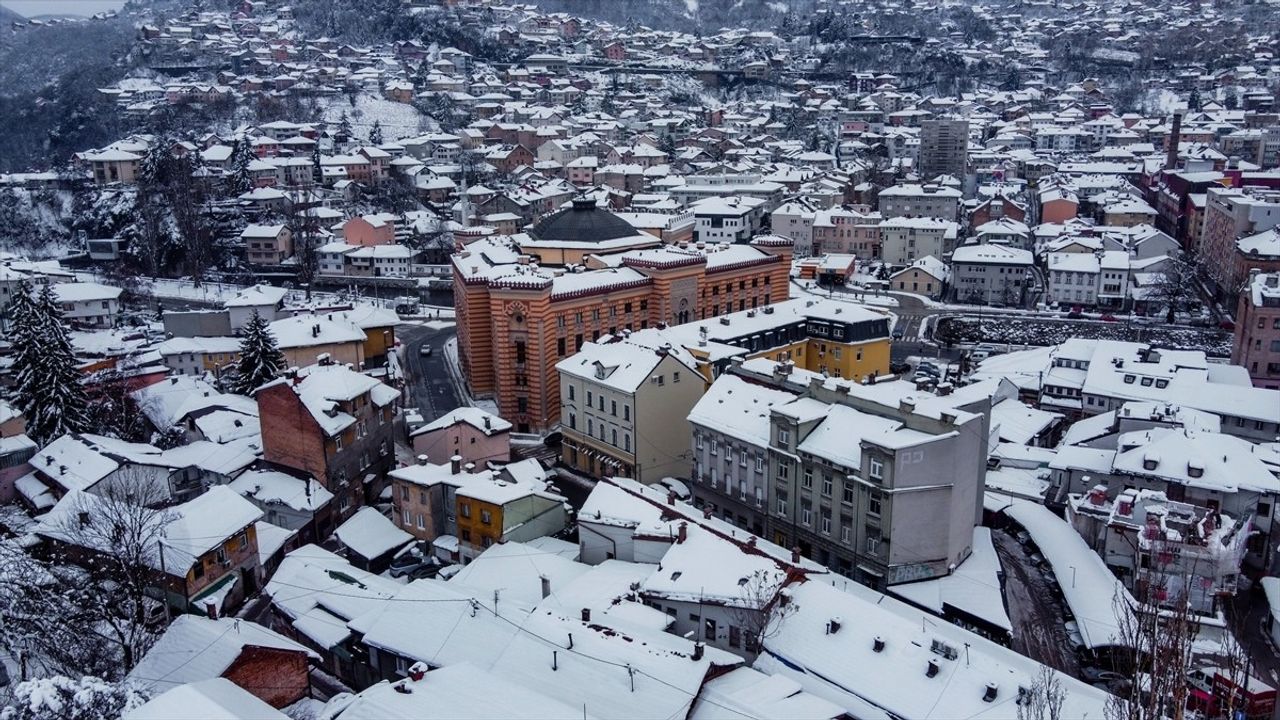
(879, 217, 958, 265)
(1045, 250, 1132, 309)
(50, 282, 122, 329)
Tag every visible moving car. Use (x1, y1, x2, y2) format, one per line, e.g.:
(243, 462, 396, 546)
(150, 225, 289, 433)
(419, 345, 433, 357)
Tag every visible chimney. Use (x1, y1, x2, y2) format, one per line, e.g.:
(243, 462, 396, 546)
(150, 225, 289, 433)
(581, 607, 591, 622)
(464, 462, 476, 473)
(791, 546, 801, 563)
(417, 454, 429, 465)
(926, 659, 940, 678)
(483, 416, 491, 430)
(677, 521, 688, 544)
(899, 398, 916, 414)
(541, 574, 551, 599)
(408, 663, 427, 682)
(701, 506, 712, 519)
(827, 616, 842, 634)
(692, 642, 704, 661)
(873, 636, 886, 653)
(984, 683, 999, 702)
(667, 490, 676, 506)
(450, 454, 462, 474)
(1165, 113, 1182, 170)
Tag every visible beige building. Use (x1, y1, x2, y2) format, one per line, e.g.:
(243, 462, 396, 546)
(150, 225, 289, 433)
(889, 256, 949, 299)
(557, 332, 704, 483)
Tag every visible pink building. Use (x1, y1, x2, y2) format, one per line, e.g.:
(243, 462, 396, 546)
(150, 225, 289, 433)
(1233, 270, 1280, 389)
(410, 408, 512, 468)
(342, 213, 398, 246)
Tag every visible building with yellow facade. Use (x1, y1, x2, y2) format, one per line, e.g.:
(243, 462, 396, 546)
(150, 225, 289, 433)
(663, 297, 892, 384)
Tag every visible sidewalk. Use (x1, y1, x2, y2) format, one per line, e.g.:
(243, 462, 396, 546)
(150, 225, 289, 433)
(441, 335, 498, 416)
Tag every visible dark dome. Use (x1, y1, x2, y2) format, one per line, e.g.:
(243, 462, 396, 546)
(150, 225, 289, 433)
(528, 197, 638, 243)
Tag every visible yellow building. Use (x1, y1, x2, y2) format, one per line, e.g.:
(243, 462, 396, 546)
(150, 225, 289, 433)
(666, 297, 892, 383)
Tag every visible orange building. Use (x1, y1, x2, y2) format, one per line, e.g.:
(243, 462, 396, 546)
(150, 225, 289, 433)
(453, 198, 792, 433)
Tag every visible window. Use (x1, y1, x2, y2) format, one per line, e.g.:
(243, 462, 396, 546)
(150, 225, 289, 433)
(740, 450, 748, 467)
(869, 458, 883, 480)
(416, 513, 425, 530)
(401, 485, 410, 501)
(568, 385, 575, 401)
(611, 400, 617, 416)
(728, 624, 741, 649)
(842, 481, 854, 504)
(755, 455, 764, 473)
(777, 463, 789, 480)
(460, 503, 471, 518)
(557, 338, 566, 356)
(403, 509, 411, 525)
(624, 434, 631, 452)
(820, 512, 831, 534)
(841, 524, 852, 543)
(586, 390, 593, 407)
(778, 428, 790, 448)
(515, 341, 526, 364)
(801, 505, 812, 526)
(777, 498, 787, 515)
(673, 372, 681, 383)
(480, 509, 492, 524)
(568, 412, 576, 429)
(623, 405, 630, 421)
(611, 429, 618, 446)
(821, 474, 832, 496)
(704, 618, 717, 641)
(868, 491, 882, 516)
(802, 468, 813, 489)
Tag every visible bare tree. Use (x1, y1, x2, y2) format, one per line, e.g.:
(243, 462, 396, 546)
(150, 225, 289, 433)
(0, 471, 174, 679)
(729, 569, 797, 655)
(1018, 665, 1067, 720)
(1104, 554, 1201, 720)
(1145, 255, 1204, 324)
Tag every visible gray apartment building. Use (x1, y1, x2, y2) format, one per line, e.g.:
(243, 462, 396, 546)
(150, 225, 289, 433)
(918, 119, 970, 181)
(687, 360, 990, 590)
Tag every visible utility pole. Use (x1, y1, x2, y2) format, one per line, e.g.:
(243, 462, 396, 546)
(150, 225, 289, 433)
(157, 538, 173, 623)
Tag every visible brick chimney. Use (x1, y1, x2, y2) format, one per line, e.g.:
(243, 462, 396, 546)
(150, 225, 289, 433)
(1165, 113, 1182, 170)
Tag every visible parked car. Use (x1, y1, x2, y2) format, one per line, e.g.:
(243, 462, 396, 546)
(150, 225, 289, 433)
(1100, 314, 1117, 322)
(389, 542, 434, 578)
(889, 362, 912, 375)
(891, 329, 904, 340)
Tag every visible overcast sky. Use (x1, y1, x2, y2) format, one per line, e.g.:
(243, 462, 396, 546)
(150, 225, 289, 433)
(2, 0, 127, 18)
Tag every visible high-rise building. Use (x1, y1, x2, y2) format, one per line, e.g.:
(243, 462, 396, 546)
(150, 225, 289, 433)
(918, 119, 969, 181)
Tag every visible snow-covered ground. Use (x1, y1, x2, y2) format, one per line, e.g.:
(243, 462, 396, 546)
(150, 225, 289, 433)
(319, 93, 430, 143)
(941, 316, 1232, 356)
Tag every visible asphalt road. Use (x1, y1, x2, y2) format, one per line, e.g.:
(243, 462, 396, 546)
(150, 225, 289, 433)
(398, 323, 463, 423)
(994, 529, 1081, 677)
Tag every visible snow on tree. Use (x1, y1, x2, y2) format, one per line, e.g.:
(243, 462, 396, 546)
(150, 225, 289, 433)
(312, 140, 323, 184)
(227, 137, 256, 196)
(337, 112, 353, 144)
(9, 283, 90, 446)
(231, 309, 287, 395)
(0, 675, 149, 720)
(368, 119, 384, 145)
(138, 135, 174, 188)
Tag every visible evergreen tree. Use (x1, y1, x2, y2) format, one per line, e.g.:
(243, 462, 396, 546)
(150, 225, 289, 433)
(337, 113, 353, 144)
(138, 135, 173, 188)
(4, 281, 42, 412)
(227, 138, 255, 196)
(13, 284, 91, 446)
(369, 119, 384, 146)
(231, 310, 287, 395)
(311, 141, 323, 185)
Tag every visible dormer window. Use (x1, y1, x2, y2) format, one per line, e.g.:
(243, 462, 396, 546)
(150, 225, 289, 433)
(1140, 377, 1153, 387)
(1123, 374, 1135, 384)
(1142, 453, 1159, 471)
(1155, 379, 1168, 389)
(1187, 463, 1204, 478)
